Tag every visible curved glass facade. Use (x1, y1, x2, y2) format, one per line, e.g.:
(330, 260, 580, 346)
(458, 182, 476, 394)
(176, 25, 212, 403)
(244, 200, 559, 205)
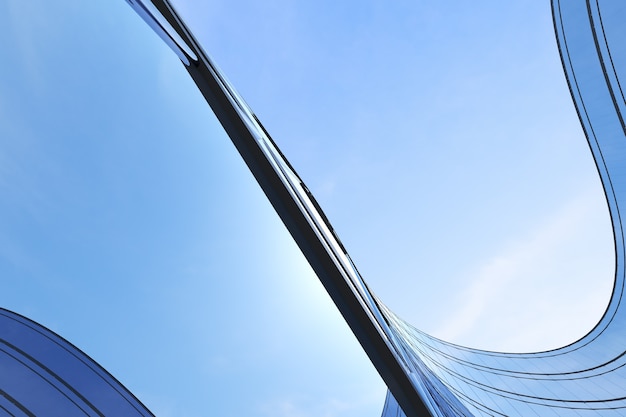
(0, 308, 153, 416)
(378, 1, 626, 415)
(1, 0, 624, 416)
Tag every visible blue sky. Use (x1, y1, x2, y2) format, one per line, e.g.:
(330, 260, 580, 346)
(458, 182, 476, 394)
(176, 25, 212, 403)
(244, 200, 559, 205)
(0, 1, 615, 416)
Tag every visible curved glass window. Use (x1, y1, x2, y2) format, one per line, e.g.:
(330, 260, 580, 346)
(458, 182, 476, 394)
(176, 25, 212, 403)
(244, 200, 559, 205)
(2, 1, 625, 416)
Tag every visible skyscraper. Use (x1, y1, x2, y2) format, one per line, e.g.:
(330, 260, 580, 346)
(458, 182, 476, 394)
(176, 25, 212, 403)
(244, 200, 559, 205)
(1, 0, 624, 416)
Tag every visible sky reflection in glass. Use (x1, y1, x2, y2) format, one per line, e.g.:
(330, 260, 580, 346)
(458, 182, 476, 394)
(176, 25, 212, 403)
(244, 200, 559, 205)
(1, 0, 625, 416)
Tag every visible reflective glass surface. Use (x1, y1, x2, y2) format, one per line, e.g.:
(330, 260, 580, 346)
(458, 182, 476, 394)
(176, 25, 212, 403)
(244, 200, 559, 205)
(136, 0, 626, 415)
(137, 0, 625, 415)
(0, 309, 153, 416)
(378, 1, 626, 415)
(2, 0, 626, 416)
(0, 1, 383, 416)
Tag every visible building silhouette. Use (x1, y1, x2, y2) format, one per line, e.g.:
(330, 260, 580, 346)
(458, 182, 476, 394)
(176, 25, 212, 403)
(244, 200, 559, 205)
(1, 0, 625, 416)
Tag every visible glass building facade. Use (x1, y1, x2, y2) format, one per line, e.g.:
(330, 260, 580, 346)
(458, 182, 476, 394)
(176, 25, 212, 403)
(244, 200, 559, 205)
(0, 309, 153, 416)
(1, 0, 624, 416)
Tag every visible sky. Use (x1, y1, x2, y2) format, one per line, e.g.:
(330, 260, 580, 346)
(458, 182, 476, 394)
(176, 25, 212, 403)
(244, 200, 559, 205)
(0, 1, 615, 417)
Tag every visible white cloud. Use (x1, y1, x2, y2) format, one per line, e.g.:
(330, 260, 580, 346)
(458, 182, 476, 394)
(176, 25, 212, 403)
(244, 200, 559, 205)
(434, 184, 614, 352)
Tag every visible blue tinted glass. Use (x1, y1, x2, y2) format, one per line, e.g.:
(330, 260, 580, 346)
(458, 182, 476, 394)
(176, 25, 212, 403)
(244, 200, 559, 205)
(3, 0, 626, 416)
(0, 1, 383, 416)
